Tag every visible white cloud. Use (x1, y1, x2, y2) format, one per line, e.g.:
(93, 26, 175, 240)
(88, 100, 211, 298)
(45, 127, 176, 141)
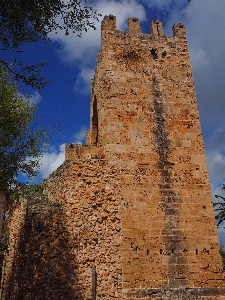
(38, 144, 65, 179)
(37, 126, 87, 180)
(74, 126, 87, 143)
(74, 68, 94, 94)
(22, 90, 42, 105)
(50, 0, 146, 61)
(208, 151, 225, 191)
(141, 0, 185, 10)
(50, 0, 146, 91)
(205, 127, 225, 191)
(189, 48, 208, 70)
(184, 0, 225, 63)
(29, 91, 42, 105)
(96, 0, 146, 30)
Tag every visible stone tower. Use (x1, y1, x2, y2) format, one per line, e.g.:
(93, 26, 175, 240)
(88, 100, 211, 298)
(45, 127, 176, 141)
(2, 16, 225, 300)
(66, 15, 225, 298)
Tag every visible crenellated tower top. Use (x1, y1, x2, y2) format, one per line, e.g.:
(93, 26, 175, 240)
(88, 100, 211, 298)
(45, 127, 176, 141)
(101, 15, 187, 51)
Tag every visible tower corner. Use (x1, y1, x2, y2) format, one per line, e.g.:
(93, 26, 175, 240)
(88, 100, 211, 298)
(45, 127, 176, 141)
(101, 15, 116, 50)
(172, 22, 187, 41)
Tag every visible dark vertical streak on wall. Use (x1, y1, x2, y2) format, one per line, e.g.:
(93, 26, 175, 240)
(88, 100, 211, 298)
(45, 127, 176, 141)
(152, 74, 189, 288)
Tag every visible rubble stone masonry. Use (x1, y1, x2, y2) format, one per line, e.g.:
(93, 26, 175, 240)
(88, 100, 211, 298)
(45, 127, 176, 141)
(1, 16, 225, 299)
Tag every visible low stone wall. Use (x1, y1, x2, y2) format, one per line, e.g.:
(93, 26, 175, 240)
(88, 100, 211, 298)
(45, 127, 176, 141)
(1, 160, 123, 300)
(1, 158, 225, 299)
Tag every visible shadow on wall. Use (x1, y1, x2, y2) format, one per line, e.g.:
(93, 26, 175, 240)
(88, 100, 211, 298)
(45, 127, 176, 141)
(1, 203, 84, 300)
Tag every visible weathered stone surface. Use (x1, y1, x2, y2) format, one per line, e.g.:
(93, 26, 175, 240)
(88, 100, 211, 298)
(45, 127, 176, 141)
(124, 287, 225, 299)
(1, 161, 123, 299)
(1, 15, 224, 300)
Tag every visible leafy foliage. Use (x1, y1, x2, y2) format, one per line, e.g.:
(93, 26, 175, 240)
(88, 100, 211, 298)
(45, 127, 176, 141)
(0, 0, 100, 89)
(0, 67, 54, 195)
(12, 183, 63, 213)
(0, 0, 100, 49)
(0, 59, 49, 91)
(214, 183, 225, 226)
(12, 183, 48, 203)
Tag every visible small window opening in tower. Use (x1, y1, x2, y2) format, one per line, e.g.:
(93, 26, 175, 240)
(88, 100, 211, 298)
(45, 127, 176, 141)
(150, 48, 158, 59)
(132, 18, 138, 22)
(156, 25, 159, 35)
(92, 95, 98, 145)
(154, 21, 160, 35)
(109, 15, 114, 20)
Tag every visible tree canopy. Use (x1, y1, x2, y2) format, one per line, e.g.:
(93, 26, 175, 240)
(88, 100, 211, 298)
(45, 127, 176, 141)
(0, 67, 53, 195)
(0, 0, 100, 49)
(0, 0, 100, 89)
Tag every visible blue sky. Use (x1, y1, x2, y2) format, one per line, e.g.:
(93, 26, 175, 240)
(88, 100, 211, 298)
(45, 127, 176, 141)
(2, 0, 225, 242)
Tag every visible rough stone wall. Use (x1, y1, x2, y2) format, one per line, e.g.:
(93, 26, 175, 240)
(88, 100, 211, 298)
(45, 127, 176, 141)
(2, 16, 225, 300)
(87, 15, 224, 292)
(1, 160, 123, 300)
(0, 193, 6, 238)
(1, 200, 26, 299)
(0, 193, 7, 285)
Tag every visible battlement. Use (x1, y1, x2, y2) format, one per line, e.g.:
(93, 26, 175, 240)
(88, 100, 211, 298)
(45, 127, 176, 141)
(101, 15, 187, 51)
